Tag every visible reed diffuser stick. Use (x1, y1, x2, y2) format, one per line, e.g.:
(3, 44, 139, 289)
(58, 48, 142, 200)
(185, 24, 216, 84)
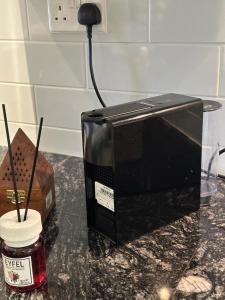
(2, 104, 21, 222)
(23, 118, 43, 221)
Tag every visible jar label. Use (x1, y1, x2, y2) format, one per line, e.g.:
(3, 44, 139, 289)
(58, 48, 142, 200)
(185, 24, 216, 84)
(2, 254, 34, 286)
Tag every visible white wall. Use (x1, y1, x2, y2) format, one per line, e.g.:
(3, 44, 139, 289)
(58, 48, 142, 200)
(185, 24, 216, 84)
(0, 0, 224, 171)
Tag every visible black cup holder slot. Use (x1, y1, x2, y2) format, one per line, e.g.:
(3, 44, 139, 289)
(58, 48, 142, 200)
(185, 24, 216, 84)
(86, 112, 106, 123)
(88, 113, 103, 118)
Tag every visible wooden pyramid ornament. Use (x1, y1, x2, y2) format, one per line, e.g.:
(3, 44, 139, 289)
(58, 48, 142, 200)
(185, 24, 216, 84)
(0, 128, 55, 223)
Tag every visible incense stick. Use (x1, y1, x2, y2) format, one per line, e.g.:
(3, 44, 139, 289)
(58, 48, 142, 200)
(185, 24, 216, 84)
(24, 118, 43, 221)
(2, 104, 21, 222)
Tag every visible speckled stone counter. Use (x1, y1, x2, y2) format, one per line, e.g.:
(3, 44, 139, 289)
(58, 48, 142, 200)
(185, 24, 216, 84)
(0, 153, 225, 299)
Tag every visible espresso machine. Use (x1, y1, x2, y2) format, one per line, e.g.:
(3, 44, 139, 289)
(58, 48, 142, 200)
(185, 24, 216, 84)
(82, 93, 203, 244)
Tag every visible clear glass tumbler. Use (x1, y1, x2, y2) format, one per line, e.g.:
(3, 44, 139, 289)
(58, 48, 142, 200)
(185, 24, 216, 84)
(201, 100, 222, 205)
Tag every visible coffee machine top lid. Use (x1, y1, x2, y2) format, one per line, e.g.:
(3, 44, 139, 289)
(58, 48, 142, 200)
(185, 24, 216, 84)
(82, 93, 202, 126)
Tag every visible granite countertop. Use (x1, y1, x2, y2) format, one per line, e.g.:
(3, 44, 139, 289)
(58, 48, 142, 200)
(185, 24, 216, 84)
(0, 153, 225, 299)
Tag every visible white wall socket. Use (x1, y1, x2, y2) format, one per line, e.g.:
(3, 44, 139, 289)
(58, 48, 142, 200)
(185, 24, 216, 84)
(47, 0, 107, 33)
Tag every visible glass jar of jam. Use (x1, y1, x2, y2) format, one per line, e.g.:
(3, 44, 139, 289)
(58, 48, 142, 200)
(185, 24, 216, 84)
(0, 209, 47, 292)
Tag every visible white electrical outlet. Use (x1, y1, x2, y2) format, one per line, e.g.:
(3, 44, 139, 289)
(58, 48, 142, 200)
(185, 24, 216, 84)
(47, 0, 107, 33)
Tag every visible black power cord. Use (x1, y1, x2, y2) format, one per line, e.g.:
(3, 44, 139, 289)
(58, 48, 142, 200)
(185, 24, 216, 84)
(87, 26, 106, 107)
(207, 147, 225, 180)
(78, 3, 106, 108)
(218, 147, 225, 179)
(219, 148, 225, 156)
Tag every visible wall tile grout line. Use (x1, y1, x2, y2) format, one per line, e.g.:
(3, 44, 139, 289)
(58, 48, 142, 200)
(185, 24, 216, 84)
(0, 120, 82, 133)
(24, 0, 31, 41)
(0, 39, 225, 47)
(30, 85, 38, 126)
(33, 85, 40, 126)
(148, 0, 151, 43)
(0, 80, 225, 101)
(216, 46, 221, 96)
(218, 46, 224, 97)
(84, 42, 89, 89)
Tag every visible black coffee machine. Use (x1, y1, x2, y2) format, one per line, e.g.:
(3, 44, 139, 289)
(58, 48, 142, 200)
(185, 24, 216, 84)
(81, 93, 203, 244)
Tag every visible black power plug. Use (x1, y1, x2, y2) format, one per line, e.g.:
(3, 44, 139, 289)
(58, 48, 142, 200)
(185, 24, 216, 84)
(78, 3, 106, 107)
(78, 3, 101, 28)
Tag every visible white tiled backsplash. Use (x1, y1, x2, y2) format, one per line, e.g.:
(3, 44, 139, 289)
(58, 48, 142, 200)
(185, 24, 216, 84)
(0, 0, 224, 172)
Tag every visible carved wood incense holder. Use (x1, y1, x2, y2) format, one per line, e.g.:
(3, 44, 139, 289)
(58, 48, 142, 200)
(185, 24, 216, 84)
(0, 128, 55, 223)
